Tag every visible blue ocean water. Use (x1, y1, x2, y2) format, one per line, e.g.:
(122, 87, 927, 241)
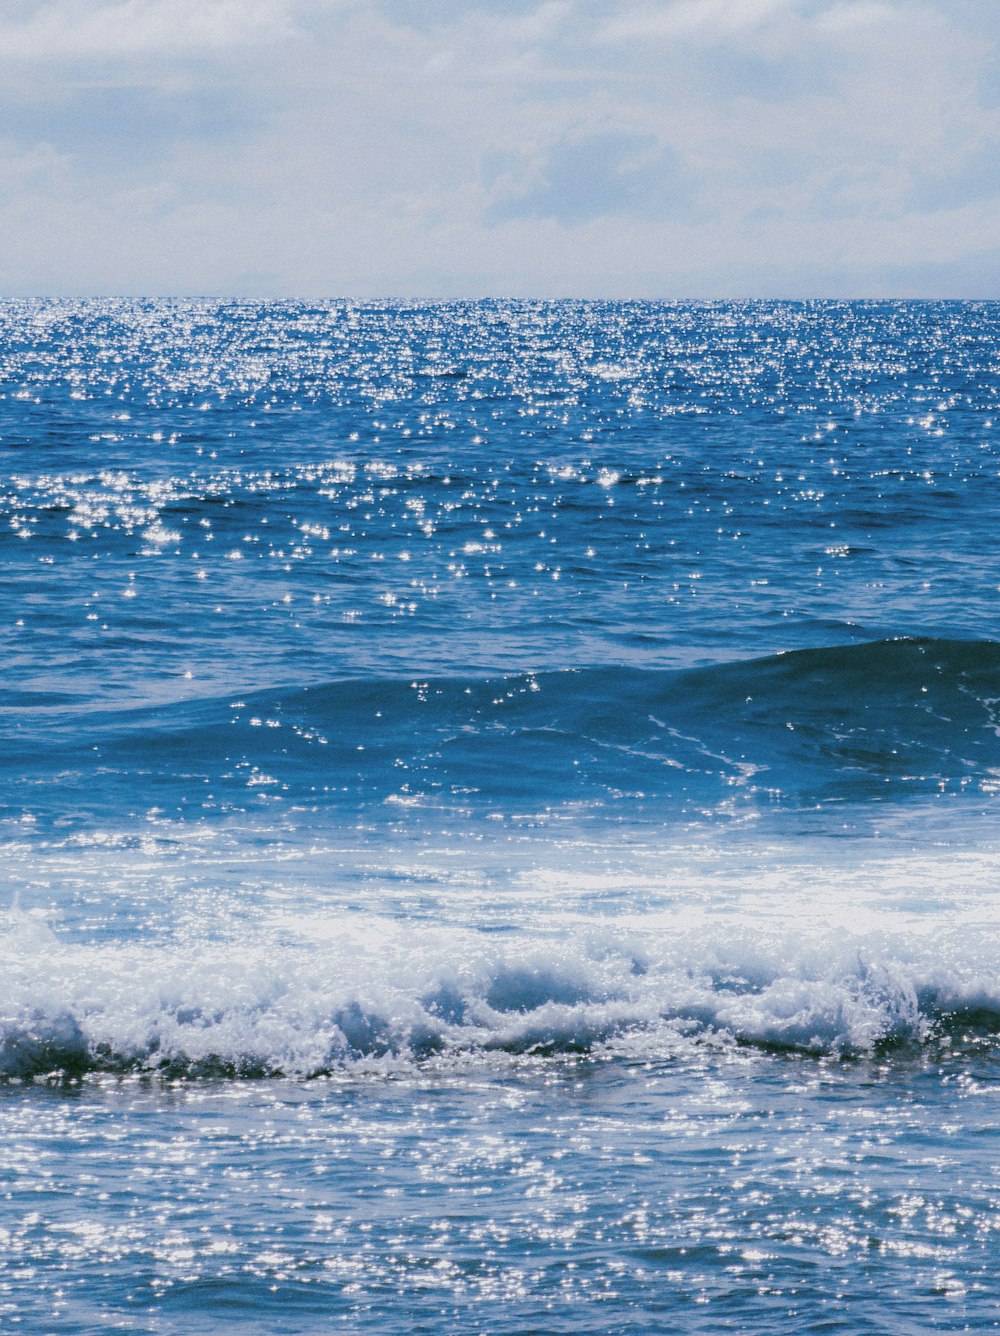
(1, 299, 999, 1332)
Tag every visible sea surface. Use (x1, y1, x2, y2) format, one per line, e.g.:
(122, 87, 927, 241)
(1, 298, 999, 1333)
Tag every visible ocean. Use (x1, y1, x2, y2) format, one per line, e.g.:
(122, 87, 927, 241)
(1, 298, 998, 1333)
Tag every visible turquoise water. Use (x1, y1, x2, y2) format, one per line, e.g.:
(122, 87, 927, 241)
(1, 300, 999, 1331)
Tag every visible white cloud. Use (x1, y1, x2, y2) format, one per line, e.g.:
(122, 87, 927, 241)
(0, 0, 304, 60)
(816, 2, 898, 31)
(598, 0, 796, 44)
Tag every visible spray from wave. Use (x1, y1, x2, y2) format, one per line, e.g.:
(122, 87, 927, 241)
(2, 903, 998, 1079)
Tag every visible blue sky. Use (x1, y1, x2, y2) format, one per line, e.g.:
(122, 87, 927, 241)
(0, 0, 996, 296)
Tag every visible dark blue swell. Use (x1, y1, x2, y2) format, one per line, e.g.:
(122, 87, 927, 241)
(5, 638, 1000, 832)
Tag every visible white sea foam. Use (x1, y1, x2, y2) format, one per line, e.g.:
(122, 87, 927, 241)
(2, 892, 998, 1078)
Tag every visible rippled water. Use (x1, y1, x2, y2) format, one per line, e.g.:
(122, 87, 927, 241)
(2, 300, 999, 1332)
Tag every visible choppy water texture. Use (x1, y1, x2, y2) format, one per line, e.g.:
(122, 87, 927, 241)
(1, 299, 999, 1333)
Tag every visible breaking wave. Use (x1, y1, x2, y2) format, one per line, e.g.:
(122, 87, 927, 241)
(2, 907, 998, 1079)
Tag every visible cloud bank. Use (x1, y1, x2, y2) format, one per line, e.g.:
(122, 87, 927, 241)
(0, 0, 996, 296)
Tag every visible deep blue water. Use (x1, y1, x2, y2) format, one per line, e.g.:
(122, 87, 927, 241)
(1, 300, 999, 1332)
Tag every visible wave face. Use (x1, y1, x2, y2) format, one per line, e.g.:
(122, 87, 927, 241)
(7, 637, 1000, 831)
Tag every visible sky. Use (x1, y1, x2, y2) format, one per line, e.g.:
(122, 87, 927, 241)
(0, 0, 996, 297)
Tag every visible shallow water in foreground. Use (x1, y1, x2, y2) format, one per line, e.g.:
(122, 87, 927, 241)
(4, 1049, 999, 1336)
(1, 299, 999, 1331)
